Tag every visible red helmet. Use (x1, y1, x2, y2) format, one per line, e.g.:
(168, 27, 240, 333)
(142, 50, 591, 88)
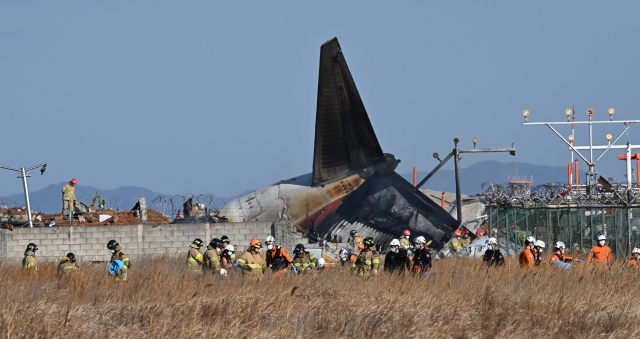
(454, 229, 462, 237)
(403, 230, 410, 236)
(250, 239, 262, 248)
(476, 230, 484, 237)
(70, 179, 77, 184)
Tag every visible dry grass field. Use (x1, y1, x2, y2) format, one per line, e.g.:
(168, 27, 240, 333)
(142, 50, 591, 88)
(1, 254, 640, 338)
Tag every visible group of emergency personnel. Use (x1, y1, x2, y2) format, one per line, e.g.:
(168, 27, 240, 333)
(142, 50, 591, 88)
(184, 235, 323, 280)
(21, 227, 640, 280)
(516, 233, 638, 269)
(343, 229, 432, 276)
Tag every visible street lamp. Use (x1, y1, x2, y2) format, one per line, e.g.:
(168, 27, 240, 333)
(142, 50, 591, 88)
(0, 163, 47, 228)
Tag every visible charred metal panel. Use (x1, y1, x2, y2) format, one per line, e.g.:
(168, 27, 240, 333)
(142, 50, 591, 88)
(334, 171, 458, 251)
(312, 38, 384, 187)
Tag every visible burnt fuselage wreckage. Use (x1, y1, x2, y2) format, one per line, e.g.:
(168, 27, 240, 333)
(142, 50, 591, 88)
(216, 38, 458, 250)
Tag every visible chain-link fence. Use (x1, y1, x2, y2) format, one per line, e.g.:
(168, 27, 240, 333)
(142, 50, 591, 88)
(487, 206, 640, 258)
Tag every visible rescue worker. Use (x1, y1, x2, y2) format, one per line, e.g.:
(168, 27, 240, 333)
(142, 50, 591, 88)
(22, 243, 38, 272)
(586, 234, 612, 267)
(629, 247, 640, 269)
(482, 238, 505, 266)
(203, 238, 225, 276)
(460, 230, 471, 247)
(237, 239, 266, 280)
(475, 229, 485, 238)
(264, 235, 293, 274)
(338, 248, 356, 268)
(451, 229, 464, 252)
(317, 258, 326, 272)
(221, 235, 235, 262)
(61, 179, 77, 216)
(519, 236, 536, 268)
(292, 244, 319, 274)
(353, 237, 378, 277)
(349, 230, 364, 249)
(186, 238, 204, 273)
(384, 239, 411, 273)
(549, 242, 578, 269)
(534, 240, 545, 266)
(412, 236, 432, 274)
(58, 252, 79, 276)
(549, 241, 575, 263)
(107, 240, 130, 281)
(399, 230, 411, 250)
(221, 235, 231, 247)
(221, 245, 235, 270)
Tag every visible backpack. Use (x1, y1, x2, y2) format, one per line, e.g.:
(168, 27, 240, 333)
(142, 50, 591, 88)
(270, 247, 288, 271)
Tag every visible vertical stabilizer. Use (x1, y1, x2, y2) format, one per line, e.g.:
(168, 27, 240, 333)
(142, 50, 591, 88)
(312, 38, 384, 186)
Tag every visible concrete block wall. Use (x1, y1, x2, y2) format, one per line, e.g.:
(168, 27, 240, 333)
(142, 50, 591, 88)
(0, 222, 278, 262)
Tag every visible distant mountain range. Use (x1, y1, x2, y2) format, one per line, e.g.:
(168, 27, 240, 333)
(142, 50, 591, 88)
(400, 160, 583, 195)
(1, 161, 580, 214)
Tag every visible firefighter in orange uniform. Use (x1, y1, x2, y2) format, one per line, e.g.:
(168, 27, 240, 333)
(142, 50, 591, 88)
(629, 247, 640, 269)
(586, 234, 612, 267)
(265, 236, 293, 274)
(519, 236, 536, 268)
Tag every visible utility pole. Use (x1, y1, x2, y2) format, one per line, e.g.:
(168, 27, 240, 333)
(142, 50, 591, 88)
(415, 138, 515, 227)
(0, 164, 47, 228)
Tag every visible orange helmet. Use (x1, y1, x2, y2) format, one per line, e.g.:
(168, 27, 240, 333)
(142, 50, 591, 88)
(250, 239, 262, 248)
(476, 230, 484, 237)
(403, 230, 410, 236)
(70, 178, 77, 184)
(454, 229, 462, 237)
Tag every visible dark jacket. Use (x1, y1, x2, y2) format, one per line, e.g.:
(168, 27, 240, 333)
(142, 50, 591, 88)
(384, 248, 411, 273)
(412, 248, 432, 273)
(483, 249, 505, 266)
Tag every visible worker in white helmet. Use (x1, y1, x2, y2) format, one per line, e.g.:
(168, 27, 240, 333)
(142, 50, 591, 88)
(519, 236, 536, 268)
(533, 240, 545, 266)
(482, 238, 504, 267)
(384, 239, 411, 273)
(629, 247, 640, 269)
(586, 234, 612, 267)
(411, 236, 431, 274)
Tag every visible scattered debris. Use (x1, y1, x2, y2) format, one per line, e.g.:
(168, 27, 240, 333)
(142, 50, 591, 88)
(0, 206, 169, 228)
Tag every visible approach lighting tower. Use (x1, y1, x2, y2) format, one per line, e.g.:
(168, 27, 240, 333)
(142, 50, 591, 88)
(522, 108, 639, 190)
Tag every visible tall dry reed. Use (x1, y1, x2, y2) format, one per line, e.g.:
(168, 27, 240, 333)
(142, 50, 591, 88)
(1, 254, 639, 338)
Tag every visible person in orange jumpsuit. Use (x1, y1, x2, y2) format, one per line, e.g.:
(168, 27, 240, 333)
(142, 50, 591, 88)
(586, 234, 612, 267)
(264, 235, 293, 274)
(549, 241, 574, 264)
(519, 236, 536, 268)
(629, 247, 640, 269)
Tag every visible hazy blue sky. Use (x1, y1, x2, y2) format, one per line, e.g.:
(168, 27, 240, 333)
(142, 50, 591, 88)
(1, 1, 639, 198)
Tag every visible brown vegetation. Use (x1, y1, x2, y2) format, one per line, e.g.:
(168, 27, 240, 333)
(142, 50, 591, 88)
(1, 256, 639, 338)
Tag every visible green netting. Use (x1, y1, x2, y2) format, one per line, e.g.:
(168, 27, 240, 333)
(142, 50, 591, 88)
(487, 207, 640, 257)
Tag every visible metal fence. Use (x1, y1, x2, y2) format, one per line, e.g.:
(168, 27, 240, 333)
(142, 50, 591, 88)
(487, 206, 640, 258)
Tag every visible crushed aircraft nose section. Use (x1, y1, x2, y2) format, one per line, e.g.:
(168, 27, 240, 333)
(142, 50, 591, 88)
(334, 171, 458, 251)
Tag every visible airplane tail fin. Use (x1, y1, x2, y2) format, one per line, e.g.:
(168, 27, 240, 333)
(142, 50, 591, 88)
(311, 38, 385, 187)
